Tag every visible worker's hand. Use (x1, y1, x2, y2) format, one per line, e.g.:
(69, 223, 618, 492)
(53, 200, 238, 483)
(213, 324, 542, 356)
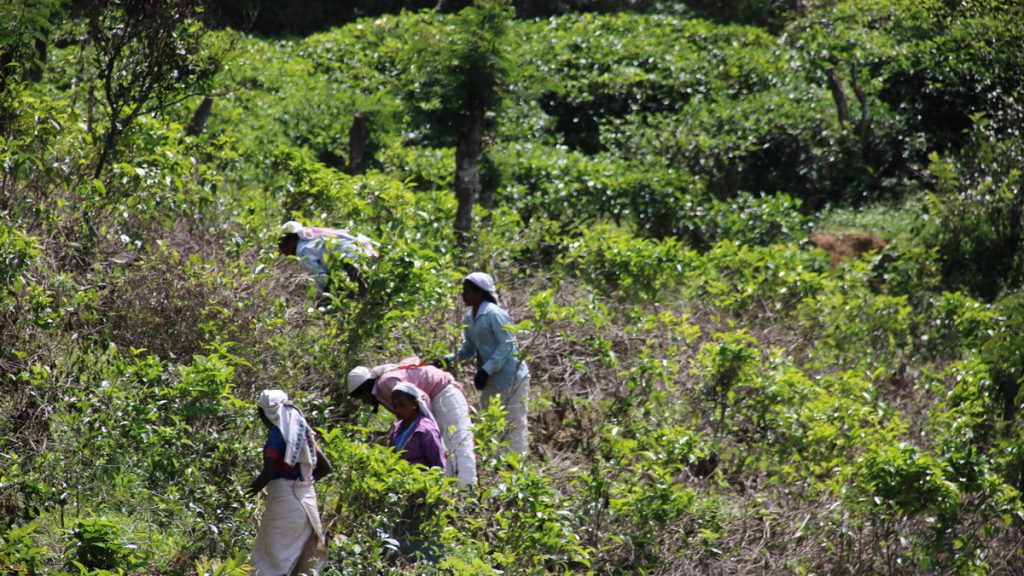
(429, 357, 449, 370)
(473, 369, 489, 390)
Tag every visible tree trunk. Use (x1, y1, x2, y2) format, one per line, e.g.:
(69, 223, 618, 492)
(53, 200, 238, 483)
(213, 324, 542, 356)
(94, 124, 119, 179)
(0, 51, 11, 94)
(186, 96, 214, 136)
(347, 112, 369, 175)
(825, 67, 850, 126)
(454, 105, 484, 247)
(479, 152, 495, 212)
(849, 64, 870, 141)
(27, 38, 47, 82)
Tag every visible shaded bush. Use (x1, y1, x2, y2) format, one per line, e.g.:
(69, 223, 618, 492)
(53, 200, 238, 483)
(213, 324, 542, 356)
(923, 121, 1024, 301)
(67, 517, 138, 571)
(0, 224, 36, 304)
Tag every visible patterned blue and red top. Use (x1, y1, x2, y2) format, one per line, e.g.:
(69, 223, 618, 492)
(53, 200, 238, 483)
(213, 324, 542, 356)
(264, 426, 302, 480)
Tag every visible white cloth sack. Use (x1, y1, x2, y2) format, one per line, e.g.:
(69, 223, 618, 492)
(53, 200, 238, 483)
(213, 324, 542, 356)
(433, 385, 477, 486)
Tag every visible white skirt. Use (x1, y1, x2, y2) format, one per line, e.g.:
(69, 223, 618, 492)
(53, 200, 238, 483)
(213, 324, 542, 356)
(251, 479, 325, 576)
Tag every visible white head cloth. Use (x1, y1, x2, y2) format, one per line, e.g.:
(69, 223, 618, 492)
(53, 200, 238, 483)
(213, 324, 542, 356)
(347, 362, 402, 395)
(392, 381, 435, 423)
(258, 389, 316, 482)
(281, 221, 304, 234)
(465, 271, 499, 303)
(347, 366, 373, 394)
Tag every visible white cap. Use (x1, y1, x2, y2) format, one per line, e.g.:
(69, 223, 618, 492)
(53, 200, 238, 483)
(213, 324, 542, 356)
(347, 366, 373, 395)
(281, 221, 304, 234)
(465, 271, 498, 302)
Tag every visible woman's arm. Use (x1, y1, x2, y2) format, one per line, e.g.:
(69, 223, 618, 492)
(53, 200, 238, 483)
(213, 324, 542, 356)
(447, 324, 476, 365)
(248, 457, 275, 496)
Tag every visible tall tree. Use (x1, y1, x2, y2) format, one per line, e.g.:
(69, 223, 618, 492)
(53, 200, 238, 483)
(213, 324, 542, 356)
(400, 0, 510, 248)
(80, 0, 219, 178)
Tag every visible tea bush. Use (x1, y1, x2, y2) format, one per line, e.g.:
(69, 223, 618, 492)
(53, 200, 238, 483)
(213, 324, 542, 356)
(0, 223, 35, 304)
(565, 224, 695, 301)
(0, 521, 51, 575)
(922, 121, 1024, 301)
(4, 2, 1024, 574)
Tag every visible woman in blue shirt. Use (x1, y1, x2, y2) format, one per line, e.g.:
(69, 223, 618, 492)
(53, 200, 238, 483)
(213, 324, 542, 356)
(248, 390, 326, 576)
(440, 272, 530, 456)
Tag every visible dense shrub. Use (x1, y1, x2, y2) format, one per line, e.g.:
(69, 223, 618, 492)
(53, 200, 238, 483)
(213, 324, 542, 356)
(5, 3, 1024, 574)
(923, 121, 1024, 301)
(0, 224, 35, 304)
(565, 224, 696, 301)
(878, 1, 1024, 154)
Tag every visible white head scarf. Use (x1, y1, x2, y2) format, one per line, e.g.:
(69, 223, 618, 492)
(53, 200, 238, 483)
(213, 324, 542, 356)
(347, 366, 373, 395)
(392, 381, 435, 423)
(258, 389, 316, 482)
(281, 221, 304, 234)
(465, 271, 499, 304)
(347, 362, 402, 395)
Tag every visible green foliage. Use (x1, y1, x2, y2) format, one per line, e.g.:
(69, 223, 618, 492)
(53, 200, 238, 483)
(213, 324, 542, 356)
(5, 3, 1024, 574)
(700, 192, 808, 248)
(319, 429, 456, 571)
(0, 223, 36, 304)
(565, 224, 695, 301)
(928, 359, 999, 491)
(787, 257, 917, 372)
(319, 238, 451, 378)
(607, 87, 870, 207)
(877, 0, 1024, 154)
(478, 462, 591, 572)
(512, 13, 785, 118)
(691, 239, 830, 317)
(409, 0, 511, 145)
(923, 118, 1024, 300)
(0, 0, 60, 125)
(584, 424, 718, 571)
(494, 144, 624, 230)
(919, 291, 997, 361)
(979, 293, 1024, 430)
(0, 92, 92, 237)
(67, 516, 140, 571)
(171, 347, 246, 419)
(79, 0, 221, 177)
(693, 330, 760, 433)
(0, 521, 50, 575)
(193, 551, 250, 576)
(853, 443, 958, 515)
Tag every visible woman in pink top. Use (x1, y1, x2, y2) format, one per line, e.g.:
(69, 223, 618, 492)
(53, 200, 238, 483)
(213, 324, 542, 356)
(348, 357, 477, 486)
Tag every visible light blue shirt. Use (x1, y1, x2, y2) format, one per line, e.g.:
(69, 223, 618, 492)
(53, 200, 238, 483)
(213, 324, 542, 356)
(295, 237, 363, 289)
(447, 301, 529, 389)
